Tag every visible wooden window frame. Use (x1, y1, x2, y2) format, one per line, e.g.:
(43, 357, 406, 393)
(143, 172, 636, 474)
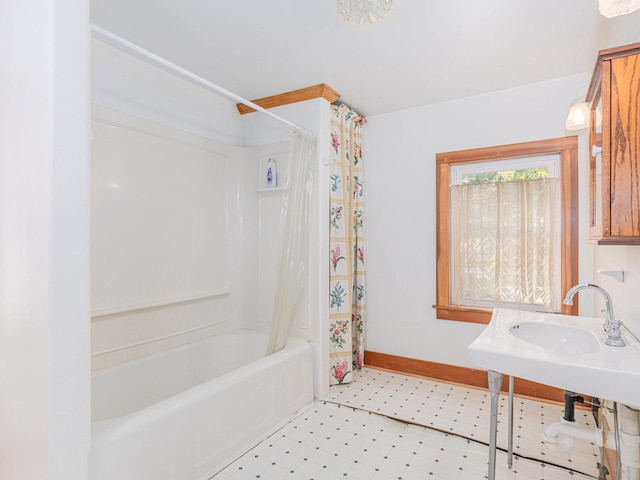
(435, 137, 579, 324)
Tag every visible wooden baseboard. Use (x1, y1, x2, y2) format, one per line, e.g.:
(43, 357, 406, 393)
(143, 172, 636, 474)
(365, 350, 569, 403)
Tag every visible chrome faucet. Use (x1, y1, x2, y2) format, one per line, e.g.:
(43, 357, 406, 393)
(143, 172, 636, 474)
(563, 283, 625, 347)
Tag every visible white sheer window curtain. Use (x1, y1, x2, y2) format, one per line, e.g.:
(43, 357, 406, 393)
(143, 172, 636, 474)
(451, 178, 560, 311)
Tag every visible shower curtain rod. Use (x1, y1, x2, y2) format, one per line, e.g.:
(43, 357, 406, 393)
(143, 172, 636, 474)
(91, 24, 302, 132)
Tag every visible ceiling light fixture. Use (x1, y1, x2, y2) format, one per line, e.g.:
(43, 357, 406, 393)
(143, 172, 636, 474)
(337, 0, 395, 24)
(598, 0, 640, 17)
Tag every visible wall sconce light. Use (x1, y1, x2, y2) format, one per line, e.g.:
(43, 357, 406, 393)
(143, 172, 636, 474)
(598, 0, 640, 17)
(565, 99, 590, 130)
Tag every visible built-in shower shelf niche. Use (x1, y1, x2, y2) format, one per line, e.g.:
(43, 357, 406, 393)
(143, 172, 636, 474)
(257, 187, 288, 193)
(258, 153, 289, 191)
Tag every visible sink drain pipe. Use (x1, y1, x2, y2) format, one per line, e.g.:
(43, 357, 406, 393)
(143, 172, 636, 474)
(543, 400, 640, 480)
(542, 418, 605, 452)
(543, 391, 603, 452)
(563, 391, 584, 423)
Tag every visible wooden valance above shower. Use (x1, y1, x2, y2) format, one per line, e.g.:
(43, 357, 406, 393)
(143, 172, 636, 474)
(236, 83, 340, 114)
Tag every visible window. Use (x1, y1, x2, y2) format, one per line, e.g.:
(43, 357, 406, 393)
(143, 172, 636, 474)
(450, 155, 560, 311)
(435, 137, 579, 324)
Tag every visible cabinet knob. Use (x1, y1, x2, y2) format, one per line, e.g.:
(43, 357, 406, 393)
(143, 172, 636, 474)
(592, 144, 603, 157)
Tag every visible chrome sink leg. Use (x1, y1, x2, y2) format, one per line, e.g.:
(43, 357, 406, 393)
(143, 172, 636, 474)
(508, 375, 514, 469)
(488, 370, 503, 480)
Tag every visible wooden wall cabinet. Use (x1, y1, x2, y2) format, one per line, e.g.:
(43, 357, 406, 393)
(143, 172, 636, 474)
(586, 42, 640, 245)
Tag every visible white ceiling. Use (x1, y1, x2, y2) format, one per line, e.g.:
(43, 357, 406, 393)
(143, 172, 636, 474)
(91, 0, 633, 117)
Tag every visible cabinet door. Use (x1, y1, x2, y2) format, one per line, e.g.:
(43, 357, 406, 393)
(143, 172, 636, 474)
(609, 54, 640, 238)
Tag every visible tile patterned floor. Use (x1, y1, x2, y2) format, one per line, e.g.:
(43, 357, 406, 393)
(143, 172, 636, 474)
(214, 368, 601, 479)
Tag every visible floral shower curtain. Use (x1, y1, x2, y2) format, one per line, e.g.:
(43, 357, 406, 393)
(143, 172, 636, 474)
(329, 104, 366, 385)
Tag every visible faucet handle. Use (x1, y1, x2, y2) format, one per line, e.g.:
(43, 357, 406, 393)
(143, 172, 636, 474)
(603, 319, 626, 347)
(603, 317, 621, 331)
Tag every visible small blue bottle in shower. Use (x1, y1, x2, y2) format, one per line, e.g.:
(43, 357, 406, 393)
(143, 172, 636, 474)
(266, 157, 277, 188)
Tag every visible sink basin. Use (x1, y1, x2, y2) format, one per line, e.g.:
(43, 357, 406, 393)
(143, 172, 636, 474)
(468, 308, 640, 407)
(510, 321, 601, 354)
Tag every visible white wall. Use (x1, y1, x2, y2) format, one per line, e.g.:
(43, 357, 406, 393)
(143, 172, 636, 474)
(593, 247, 640, 340)
(364, 73, 595, 368)
(0, 2, 91, 479)
(92, 39, 243, 145)
(601, 9, 640, 48)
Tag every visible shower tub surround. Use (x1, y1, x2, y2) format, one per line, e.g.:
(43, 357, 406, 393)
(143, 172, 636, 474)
(89, 331, 313, 480)
(90, 39, 332, 480)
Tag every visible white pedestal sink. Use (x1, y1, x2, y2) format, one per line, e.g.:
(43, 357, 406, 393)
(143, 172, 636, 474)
(468, 308, 640, 480)
(468, 308, 640, 406)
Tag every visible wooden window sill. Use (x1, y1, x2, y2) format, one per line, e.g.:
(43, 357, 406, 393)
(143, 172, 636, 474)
(433, 305, 492, 324)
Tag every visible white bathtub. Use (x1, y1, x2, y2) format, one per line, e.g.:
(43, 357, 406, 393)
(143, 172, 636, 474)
(89, 331, 314, 480)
